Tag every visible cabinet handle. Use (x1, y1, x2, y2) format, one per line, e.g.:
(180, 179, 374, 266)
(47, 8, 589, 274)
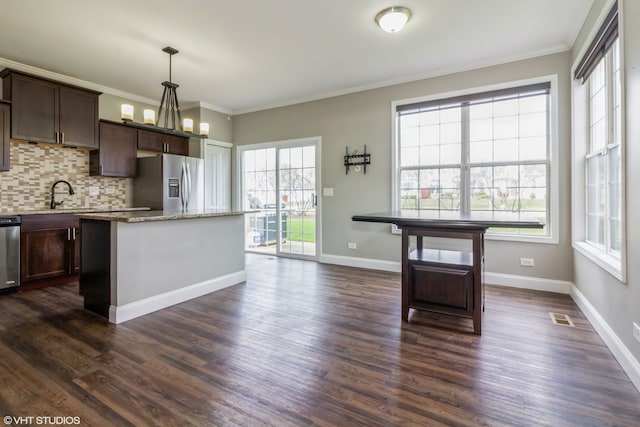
(55, 132, 59, 144)
(61, 132, 65, 145)
(72, 227, 76, 240)
(100, 165, 103, 175)
(67, 228, 71, 240)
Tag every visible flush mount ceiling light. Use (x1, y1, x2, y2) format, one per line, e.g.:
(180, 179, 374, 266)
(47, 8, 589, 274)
(375, 6, 412, 33)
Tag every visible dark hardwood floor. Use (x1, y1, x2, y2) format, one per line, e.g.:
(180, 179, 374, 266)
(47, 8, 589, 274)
(1, 253, 639, 426)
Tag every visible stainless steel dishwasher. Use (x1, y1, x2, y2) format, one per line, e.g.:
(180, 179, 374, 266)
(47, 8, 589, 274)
(0, 215, 20, 293)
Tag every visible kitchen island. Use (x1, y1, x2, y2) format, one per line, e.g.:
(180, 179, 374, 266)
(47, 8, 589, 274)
(78, 209, 248, 323)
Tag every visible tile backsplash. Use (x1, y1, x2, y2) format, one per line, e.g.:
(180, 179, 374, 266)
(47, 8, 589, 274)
(0, 141, 129, 213)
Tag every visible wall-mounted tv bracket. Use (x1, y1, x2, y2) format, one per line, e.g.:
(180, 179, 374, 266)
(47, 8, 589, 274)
(344, 145, 371, 174)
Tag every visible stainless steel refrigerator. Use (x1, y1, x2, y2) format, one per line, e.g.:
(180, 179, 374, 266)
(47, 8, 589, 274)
(132, 153, 204, 212)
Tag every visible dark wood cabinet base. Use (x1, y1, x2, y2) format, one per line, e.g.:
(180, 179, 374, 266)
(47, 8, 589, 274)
(410, 262, 473, 313)
(20, 214, 81, 290)
(402, 229, 485, 335)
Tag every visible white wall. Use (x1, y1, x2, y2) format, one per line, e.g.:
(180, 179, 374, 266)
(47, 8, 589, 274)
(571, 0, 640, 383)
(233, 52, 574, 282)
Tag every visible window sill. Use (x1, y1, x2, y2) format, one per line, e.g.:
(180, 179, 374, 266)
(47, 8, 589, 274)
(486, 233, 557, 245)
(573, 241, 625, 282)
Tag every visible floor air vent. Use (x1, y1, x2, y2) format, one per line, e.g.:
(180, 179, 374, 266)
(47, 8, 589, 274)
(549, 312, 575, 327)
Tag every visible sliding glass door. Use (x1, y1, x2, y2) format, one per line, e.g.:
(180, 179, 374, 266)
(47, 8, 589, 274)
(241, 138, 319, 259)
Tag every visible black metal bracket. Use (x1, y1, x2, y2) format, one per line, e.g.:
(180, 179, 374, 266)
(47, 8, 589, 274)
(344, 145, 371, 174)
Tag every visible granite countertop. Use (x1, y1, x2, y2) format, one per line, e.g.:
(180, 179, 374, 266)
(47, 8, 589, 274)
(77, 209, 253, 223)
(4, 207, 151, 216)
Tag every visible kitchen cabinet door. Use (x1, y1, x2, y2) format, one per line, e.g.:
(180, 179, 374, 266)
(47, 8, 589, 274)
(59, 85, 99, 149)
(164, 134, 188, 155)
(21, 228, 71, 282)
(20, 214, 80, 285)
(4, 72, 58, 144)
(137, 128, 188, 155)
(1, 69, 100, 147)
(0, 102, 9, 171)
(137, 129, 165, 151)
(90, 121, 137, 177)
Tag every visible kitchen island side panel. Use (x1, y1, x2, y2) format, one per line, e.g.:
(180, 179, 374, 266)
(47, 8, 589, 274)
(113, 215, 245, 306)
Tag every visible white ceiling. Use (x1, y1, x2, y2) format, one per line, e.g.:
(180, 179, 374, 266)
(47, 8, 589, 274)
(0, 0, 593, 115)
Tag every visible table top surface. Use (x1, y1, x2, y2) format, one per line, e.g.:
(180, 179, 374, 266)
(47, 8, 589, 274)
(352, 210, 545, 230)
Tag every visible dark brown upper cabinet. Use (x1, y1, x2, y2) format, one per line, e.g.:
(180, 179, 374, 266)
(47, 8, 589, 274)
(90, 121, 137, 178)
(0, 69, 100, 149)
(0, 102, 9, 171)
(137, 128, 188, 155)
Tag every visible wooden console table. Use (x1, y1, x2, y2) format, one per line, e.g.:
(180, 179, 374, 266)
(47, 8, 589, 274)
(352, 211, 543, 335)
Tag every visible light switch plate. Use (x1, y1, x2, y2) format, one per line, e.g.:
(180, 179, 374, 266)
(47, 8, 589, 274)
(89, 186, 99, 196)
(323, 187, 334, 197)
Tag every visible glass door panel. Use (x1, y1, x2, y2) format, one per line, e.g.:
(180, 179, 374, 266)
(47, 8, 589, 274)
(279, 145, 316, 256)
(244, 148, 278, 254)
(242, 142, 318, 258)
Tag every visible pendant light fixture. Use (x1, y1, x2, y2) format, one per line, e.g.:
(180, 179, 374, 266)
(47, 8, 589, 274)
(120, 46, 209, 138)
(375, 6, 412, 33)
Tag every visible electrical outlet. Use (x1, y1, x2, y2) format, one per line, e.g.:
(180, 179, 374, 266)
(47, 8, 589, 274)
(89, 186, 99, 196)
(106, 187, 115, 195)
(633, 322, 640, 344)
(520, 258, 535, 267)
(348, 242, 357, 250)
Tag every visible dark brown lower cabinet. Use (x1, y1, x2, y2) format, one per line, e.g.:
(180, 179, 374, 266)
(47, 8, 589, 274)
(20, 214, 80, 289)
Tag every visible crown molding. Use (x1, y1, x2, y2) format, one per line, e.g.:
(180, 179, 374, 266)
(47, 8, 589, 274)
(0, 57, 233, 115)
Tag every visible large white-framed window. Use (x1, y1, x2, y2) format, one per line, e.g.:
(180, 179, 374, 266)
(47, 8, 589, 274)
(392, 77, 558, 243)
(572, 0, 625, 281)
(586, 41, 622, 257)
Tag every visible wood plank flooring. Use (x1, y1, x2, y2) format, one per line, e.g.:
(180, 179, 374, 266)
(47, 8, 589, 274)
(0, 253, 639, 426)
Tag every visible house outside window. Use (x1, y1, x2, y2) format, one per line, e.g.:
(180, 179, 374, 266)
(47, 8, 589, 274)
(394, 80, 554, 241)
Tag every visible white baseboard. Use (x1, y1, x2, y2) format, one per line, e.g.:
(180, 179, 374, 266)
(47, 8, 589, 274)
(320, 254, 401, 273)
(320, 254, 572, 295)
(484, 272, 572, 294)
(570, 285, 640, 393)
(109, 270, 246, 324)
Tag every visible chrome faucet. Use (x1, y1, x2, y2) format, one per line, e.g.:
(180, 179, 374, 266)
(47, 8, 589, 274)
(50, 180, 75, 209)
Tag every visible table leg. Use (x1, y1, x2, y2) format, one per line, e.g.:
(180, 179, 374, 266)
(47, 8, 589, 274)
(401, 229, 409, 321)
(472, 231, 483, 335)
